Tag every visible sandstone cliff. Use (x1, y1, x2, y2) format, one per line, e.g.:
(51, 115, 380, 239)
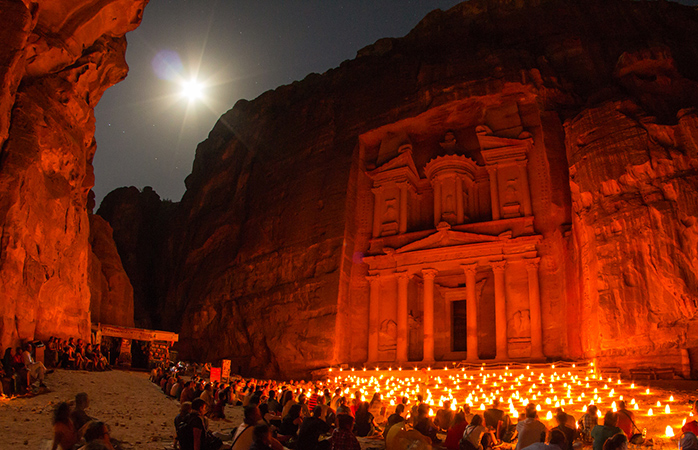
(0, 0, 148, 350)
(104, 0, 698, 378)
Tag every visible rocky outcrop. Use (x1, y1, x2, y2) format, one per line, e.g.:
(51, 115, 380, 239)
(88, 214, 134, 328)
(0, 0, 148, 350)
(97, 186, 175, 329)
(101, 0, 698, 378)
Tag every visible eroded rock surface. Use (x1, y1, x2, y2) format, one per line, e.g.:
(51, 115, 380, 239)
(0, 0, 148, 350)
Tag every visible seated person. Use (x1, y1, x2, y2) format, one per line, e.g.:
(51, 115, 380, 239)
(78, 421, 117, 450)
(353, 401, 379, 437)
(444, 411, 468, 450)
(577, 405, 598, 443)
(298, 405, 332, 450)
(615, 402, 637, 440)
(516, 404, 547, 450)
(484, 399, 510, 437)
(435, 400, 455, 432)
(603, 434, 628, 450)
(680, 432, 698, 450)
(522, 429, 567, 450)
(231, 406, 262, 450)
(51, 402, 79, 450)
(554, 411, 576, 450)
(250, 423, 274, 450)
(22, 343, 47, 388)
(330, 414, 361, 450)
(463, 414, 497, 450)
(71, 392, 94, 436)
(278, 404, 303, 438)
(591, 412, 622, 450)
(383, 404, 406, 439)
(683, 402, 698, 436)
(413, 403, 440, 443)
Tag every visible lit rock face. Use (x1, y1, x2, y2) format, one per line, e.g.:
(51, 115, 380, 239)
(0, 0, 148, 350)
(104, 0, 698, 378)
(88, 215, 134, 328)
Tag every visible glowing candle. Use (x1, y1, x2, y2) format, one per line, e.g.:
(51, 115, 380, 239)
(665, 405, 670, 414)
(648, 408, 653, 416)
(666, 426, 674, 437)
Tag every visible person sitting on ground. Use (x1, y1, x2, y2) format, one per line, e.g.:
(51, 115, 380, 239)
(462, 413, 497, 450)
(383, 404, 406, 439)
(175, 402, 193, 437)
(354, 401, 380, 437)
(181, 381, 196, 404)
(93, 344, 109, 371)
(250, 423, 275, 450)
(231, 405, 263, 450)
(200, 384, 214, 410)
(615, 401, 637, 441)
(683, 402, 698, 435)
(522, 428, 567, 450)
(22, 343, 47, 388)
(413, 402, 440, 443)
(83, 344, 96, 371)
(336, 396, 351, 416)
(578, 405, 598, 443)
(266, 390, 281, 415)
(298, 405, 332, 450)
(280, 390, 297, 419)
(368, 393, 386, 425)
(51, 402, 79, 450)
(435, 400, 455, 432)
(410, 394, 424, 426)
(603, 433, 628, 450)
(178, 398, 226, 450)
(444, 410, 468, 450)
(515, 404, 548, 450)
(591, 412, 622, 450)
(680, 432, 698, 450)
(330, 414, 361, 450)
(554, 407, 576, 430)
(330, 388, 343, 411)
(554, 411, 576, 450)
(79, 421, 116, 450)
(279, 403, 303, 439)
(484, 399, 510, 439)
(71, 392, 94, 436)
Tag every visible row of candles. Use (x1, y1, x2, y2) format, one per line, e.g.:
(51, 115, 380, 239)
(323, 363, 692, 440)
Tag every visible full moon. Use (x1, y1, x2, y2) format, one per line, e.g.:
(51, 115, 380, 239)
(180, 79, 204, 101)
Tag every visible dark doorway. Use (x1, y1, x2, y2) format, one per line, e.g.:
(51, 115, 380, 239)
(452, 300, 467, 352)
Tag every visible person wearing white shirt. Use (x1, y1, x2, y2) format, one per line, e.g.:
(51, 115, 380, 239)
(22, 343, 47, 387)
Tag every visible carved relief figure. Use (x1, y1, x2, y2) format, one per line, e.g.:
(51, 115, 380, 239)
(508, 309, 531, 338)
(378, 319, 397, 352)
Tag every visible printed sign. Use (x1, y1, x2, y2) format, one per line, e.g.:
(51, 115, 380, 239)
(210, 367, 221, 382)
(222, 359, 231, 380)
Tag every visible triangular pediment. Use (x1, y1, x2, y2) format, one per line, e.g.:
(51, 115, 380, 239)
(396, 225, 501, 253)
(368, 144, 419, 179)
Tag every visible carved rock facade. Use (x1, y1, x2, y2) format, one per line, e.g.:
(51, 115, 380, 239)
(0, 0, 147, 350)
(106, 0, 698, 378)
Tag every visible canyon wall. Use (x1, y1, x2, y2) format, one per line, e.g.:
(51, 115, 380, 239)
(0, 0, 147, 350)
(103, 0, 698, 378)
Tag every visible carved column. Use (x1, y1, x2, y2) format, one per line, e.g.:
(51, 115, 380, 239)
(399, 183, 408, 234)
(372, 188, 382, 238)
(367, 274, 381, 363)
(517, 160, 533, 216)
(462, 263, 479, 361)
(526, 258, 544, 360)
(487, 166, 500, 221)
(491, 260, 508, 360)
(422, 269, 438, 362)
(456, 176, 464, 224)
(396, 272, 410, 363)
(468, 183, 477, 221)
(433, 182, 442, 227)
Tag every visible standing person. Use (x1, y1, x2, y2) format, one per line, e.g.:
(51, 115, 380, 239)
(591, 412, 622, 450)
(616, 401, 637, 439)
(51, 402, 79, 450)
(22, 343, 47, 387)
(515, 404, 548, 450)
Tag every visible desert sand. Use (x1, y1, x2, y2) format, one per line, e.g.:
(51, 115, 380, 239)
(0, 369, 242, 450)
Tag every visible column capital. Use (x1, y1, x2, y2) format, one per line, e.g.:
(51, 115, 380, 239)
(366, 273, 381, 283)
(461, 263, 478, 275)
(524, 257, 541, 271)
(490, 260, 507, 273)
(397, 271, 411, 281)
(515, 159, 529, 168)
(422, 268, 438, 280)
(486, 164, 498, 174)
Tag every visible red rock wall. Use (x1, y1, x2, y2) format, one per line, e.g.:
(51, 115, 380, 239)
(0, 0, 148, 350)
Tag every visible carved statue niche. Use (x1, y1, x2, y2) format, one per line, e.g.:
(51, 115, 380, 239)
(478, 129, 534, 220)
(367, 137, 420, 238)
(425, 153, 478, 228)
(378, 319, 398, 352)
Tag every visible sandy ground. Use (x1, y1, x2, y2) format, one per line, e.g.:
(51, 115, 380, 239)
(0, 369, 243, 450)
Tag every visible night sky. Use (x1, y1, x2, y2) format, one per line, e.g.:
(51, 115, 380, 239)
(92, 0, 698, 206)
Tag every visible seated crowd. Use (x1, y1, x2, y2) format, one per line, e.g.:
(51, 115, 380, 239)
(150, 365, 698, 450)
(1, 336, 111, 398)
